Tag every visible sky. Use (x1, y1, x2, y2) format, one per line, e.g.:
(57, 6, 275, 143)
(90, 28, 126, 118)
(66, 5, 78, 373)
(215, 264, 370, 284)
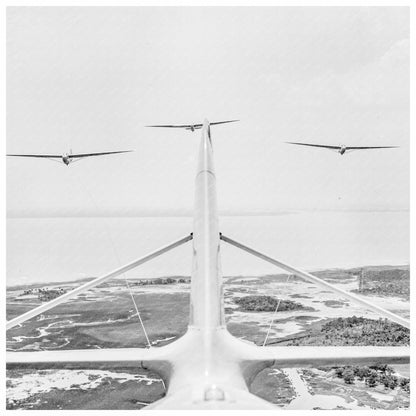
(6, 6, 409, 216)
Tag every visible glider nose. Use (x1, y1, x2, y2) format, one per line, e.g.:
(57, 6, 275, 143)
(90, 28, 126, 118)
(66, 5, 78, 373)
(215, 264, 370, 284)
(198, 120, 213, 167)
(202, 119, 211, 143)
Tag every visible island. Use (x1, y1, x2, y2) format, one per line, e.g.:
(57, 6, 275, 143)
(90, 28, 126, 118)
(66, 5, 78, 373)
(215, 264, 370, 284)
(234, 295, 312, 312)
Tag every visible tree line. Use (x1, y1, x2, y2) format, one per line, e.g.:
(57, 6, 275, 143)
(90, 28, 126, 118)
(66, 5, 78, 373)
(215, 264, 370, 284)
(332, 364, 409, 392)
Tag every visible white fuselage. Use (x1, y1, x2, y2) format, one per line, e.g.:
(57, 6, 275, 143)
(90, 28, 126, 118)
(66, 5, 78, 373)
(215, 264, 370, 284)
(147, 120, 274, 409)
(339, 145, 347, 155)
(62, 153, 72, 165)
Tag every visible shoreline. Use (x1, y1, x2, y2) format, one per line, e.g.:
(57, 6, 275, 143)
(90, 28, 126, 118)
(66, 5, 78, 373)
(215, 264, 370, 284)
(6, 264, 410, 290)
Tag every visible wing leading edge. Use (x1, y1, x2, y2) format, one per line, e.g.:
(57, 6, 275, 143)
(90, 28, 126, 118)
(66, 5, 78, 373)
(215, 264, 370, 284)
(7, 153, 62, 158)
(146, 119, 239, 129)
(345, 146, 399, 150)
(286, 142, 399, 151)
(237, 344, 410, 367)
(6, 347, 167, 365)
(7, 150, 133, 160)
(7, 345, 409, 368)
(286, 142, 340, 150)
(70, 150, 133, 158)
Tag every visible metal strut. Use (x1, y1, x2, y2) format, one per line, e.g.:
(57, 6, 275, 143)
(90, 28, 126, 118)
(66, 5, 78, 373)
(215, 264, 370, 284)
(6, 234, 193, 330)
(262, 273, 292, 347)
(74, 171, 153, 349)
(220, 234, 410, 329)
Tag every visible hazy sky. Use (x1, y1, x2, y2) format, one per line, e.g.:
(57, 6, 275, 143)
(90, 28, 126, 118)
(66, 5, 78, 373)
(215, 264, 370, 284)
(7, 7, 409, 216)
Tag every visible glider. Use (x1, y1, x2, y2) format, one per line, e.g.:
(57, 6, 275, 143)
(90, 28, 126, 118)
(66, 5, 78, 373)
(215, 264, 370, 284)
(286, 142, 398, 155)
(146, 119, 239, 132)
(7, 150, 133, 165)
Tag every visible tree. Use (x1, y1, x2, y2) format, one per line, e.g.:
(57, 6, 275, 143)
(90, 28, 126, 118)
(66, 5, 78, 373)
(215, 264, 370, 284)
(366, 370, 379, 388)
(335, 367, 344, 378)
(381, 374, 398, 390)
(342, 368, 355, 384)
(356, 366, 370, 381)
(399, 378, 410, 393)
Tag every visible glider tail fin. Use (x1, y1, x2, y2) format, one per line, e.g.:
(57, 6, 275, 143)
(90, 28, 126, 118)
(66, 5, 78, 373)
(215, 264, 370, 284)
(146, 119, 239, 130)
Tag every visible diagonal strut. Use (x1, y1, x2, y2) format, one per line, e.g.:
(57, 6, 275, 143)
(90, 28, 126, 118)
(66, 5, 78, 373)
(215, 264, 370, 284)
(220, 234, 410, 329)
(6, 234, 193, 330)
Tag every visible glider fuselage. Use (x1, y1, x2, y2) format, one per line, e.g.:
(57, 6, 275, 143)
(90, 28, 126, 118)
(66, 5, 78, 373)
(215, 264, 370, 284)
(62, 154, 71, 165)
(146, 119, 275, 409)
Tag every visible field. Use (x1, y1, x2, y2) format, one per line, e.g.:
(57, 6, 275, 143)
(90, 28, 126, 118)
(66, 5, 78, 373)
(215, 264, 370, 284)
(6, 265, 410, 410)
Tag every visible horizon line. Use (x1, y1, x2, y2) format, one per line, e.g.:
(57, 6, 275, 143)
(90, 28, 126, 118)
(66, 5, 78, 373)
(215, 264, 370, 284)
(6, 207, 410, 219)
(6, 263, 410, 288)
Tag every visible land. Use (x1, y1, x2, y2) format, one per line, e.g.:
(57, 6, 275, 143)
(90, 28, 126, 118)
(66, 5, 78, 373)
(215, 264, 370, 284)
(351, 268, 409, 300)
(6, 265, 410, 410)
(300, 366, 410, 410)
(267, 316, 410, 346)
(19, 287, 67, 302)
(234, 295, 313, 312)
(250, 367, 296, 406)
(132, 277, 191, 286)
(7, 289, 189, 351)
(330, 364, 409, 391)
(6, 366, 165, 410)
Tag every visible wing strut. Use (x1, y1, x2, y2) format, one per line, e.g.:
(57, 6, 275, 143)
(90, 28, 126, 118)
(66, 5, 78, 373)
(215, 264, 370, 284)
(220, 234, 409, 329)
(6, 234, 193, 330)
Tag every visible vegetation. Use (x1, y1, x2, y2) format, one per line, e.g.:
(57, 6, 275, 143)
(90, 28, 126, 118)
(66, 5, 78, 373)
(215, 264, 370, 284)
(331, 364, 409, 392)
(249, 368, 295, 407)
(354, 284, 409, 298)
(275, 316, 409, 346)
(132, 277, 190, 286)
(6, 367, 165, 410)
(7, 266, 410, 410)
(399, 377, 410, 392)
(38, 288, 66, 302)
(234, 295, 308, 312)
(21, 287, 67, 302)
(353, 268, 409, 299)
(320, 316, 409, 346)
(364, 268, 409, 283)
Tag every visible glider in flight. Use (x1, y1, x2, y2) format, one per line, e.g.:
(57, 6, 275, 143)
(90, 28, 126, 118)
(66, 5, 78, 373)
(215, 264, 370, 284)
(146, 119, 239, 132)
(7, 149, 133, 165)
(286, 142, 398, 155)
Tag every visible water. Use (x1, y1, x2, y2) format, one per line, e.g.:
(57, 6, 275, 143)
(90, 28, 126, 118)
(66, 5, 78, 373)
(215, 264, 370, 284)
(283, 368, 364, 410)
(7, 211, 409, 286)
